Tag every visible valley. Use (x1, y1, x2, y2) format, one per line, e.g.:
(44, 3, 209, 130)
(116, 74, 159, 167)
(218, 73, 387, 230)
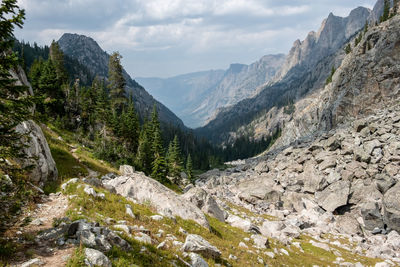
(1, 0, 400, 266)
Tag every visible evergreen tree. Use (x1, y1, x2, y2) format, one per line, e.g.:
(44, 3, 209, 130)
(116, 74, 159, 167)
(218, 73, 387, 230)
(363, 21, 368, 34)
(344, 43, 352, 54)
(186, 154, 194, 183)
(168, 135, 183, 180)
(136, 122, 152, 174)
(151, 128, 167, 183)
(49, 41, 68, 84)
(380, 0, 390, 22)
(108, 52, 126, 114)
(325, 66, 336, 85)
(0, 0, 33, 176)
(120, 97, 140, 155)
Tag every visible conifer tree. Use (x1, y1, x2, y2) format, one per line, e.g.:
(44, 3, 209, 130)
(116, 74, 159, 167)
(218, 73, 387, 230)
(108, 52, 126, 114)
(136, 122, 152, 174)
(49, 41, 68, 84)
(121, 96, 139, 155)
(0, 0, 33, 175)
(186, 154, 193, 183)
(344, 43, 352, 54)
(380, 0, 390, 22)
(151, 127, 167, 183)
(168, 135, 183, 180)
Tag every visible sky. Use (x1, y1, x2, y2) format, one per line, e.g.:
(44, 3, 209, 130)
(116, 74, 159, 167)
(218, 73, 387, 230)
(15, 0, 377, 78)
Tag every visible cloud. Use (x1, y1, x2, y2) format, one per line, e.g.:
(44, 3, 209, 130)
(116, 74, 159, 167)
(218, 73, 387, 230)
(15, 0, 377, 77)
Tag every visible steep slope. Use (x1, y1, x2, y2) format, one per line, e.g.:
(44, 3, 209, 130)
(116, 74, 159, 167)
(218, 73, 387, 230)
(138, 54, 285, 128)
(198, 7, 371, 144)
(57, 33, 184, 128)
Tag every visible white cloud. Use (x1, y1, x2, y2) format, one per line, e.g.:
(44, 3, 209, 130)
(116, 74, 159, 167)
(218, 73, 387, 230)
(15, 0, 378, 77)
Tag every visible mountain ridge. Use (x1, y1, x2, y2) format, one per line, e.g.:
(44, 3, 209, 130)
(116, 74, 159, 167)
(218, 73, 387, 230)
(57, 33, 185, 128)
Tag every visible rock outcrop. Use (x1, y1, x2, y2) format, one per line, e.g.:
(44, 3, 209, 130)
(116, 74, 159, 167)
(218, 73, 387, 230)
(103, 172, 210, 229)
(15, 121, 58, 187)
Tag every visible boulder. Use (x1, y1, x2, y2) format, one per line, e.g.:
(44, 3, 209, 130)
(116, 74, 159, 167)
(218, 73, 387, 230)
(254, 161, 269, 174)
(302, 162, 327, 193)
(226, 214, 260, 233)
(189, 253, 209, 267)
(119, 165, 134, 176)
(182, 187, 225, 222)
(15, 120, 58, 187)
(315, 180, 350, 212)
(20, 258, 45, 267)
(375, 174, 397, 194)
(383, 182, 400, 232)
(84, 248, 112, 267)
(103, 174, 209, 229)
(181, 234, 221, 258)
(236, 177, 282, 204)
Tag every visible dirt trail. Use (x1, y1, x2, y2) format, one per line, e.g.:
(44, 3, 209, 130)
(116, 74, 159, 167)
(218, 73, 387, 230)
(7, 193, 74, 267)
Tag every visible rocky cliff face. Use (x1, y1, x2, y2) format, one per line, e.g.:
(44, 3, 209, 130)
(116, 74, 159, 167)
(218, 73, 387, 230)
(198, 6, 372, 144)
(138, 54, 285, 128)
(57, 33, 184, 128)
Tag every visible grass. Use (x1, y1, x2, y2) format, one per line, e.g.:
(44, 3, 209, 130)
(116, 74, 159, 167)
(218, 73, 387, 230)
(66, 245, 86, 267)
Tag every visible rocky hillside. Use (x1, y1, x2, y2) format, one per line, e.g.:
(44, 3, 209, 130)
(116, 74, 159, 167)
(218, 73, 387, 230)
(197, 5, 373, 144)
(138, 54, 285, 128)
(57, 33, 184, 128)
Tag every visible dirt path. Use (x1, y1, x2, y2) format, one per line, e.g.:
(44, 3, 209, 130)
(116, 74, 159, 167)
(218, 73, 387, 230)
(7, 193, 74, 267)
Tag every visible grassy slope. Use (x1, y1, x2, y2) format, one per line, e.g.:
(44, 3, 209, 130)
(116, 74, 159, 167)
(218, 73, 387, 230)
(43, 124, 382, 267)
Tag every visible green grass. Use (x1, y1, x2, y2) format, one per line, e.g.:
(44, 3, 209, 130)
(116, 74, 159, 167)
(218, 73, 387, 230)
(66, 245, 86, 267)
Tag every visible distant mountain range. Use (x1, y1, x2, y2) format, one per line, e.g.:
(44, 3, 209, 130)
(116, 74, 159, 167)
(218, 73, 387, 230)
(57, 33, 184, 128)
(196, 0, 388, 144)
(137, 54, 285, 128)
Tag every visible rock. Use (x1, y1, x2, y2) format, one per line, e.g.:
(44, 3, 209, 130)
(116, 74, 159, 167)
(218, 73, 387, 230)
(30, 218, 45, 226)
(183, 184, 194, 193)
(229, 254, 237, 261)
(385, 230, 400, 249)
(84, 248, 112, 267)
(302, 162, 327, 193)
(182, 187, 225, 222)
(181, 234, 221, 258)
(125, 204, 135, 218)
(84, 185, 102, 199)
(15, 120, 58, 187)
(82, 178, 103, 188)
(113, 225, 131, 235)
(20, 258, 45, 267)
(325, 135, 341, 151)
(372, 227, 382, 235)
(189, 252, 209, 267)
(134, 233, 152, 244)
(61, 178, 79, 191)
(236, 177, 282, 204)
(319, 158, 337, 171)
(354, 146, 371, 163)
(157, 241, 167, 249)
(354, 119, 368, 132)
(364, 140, 382, 156)
(226, 215, 255, 233)
(238, 242, 248, 248)
(383, 183, 400, 232)
(361, 201, 384, 230)
(252, 235, 269, 249)
(265, 251, 275, 258)
(254, 161, 269, 174)
(119, 165, 134, 176)
(150, 215, 163, 221)
(375, 174, 396, 194)
(315, 180, 350, 212)
(104, 174, 209, 229)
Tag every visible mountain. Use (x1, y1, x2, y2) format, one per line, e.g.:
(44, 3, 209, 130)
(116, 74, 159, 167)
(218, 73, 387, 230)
(197, 6, 372, 144)
(57, 33, 184, 128)
(137, 54, 285, 128)
(137, 70, 225, 128)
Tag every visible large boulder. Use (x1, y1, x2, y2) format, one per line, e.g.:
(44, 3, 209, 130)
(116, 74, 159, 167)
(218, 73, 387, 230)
(235, 177, 282, 204)
(104, 174, 209, 229)
(15, 120, 58, 187)
(182, 187, 225, 222)
(383, 182, 400, 232)
(315, 180, 350, 212)
(181, 234, 221, 258)
(360, 201, 384, 230)
(84, 248, 112, 267)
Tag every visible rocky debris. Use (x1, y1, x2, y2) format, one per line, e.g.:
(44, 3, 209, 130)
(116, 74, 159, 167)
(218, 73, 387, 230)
(315, 180, 350, 212)
(189, 252, 209, 267)
(20, 258, 45, 267)
(15, 120, 58, 187)
(383, 183, 400, 232)
(134, 232, 153, 244)
(150, 215, 163, 221)
(83, 185, 105, 200)
(125, 204, 135, 219)
(84, 248, 112, 267)
(182, 187, 225, 222)
(103, 173, 210, 229)
(181, 234, 221, 259)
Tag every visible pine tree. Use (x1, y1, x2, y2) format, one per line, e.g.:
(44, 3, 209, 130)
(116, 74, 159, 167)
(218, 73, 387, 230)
(0, 0, 33, 175)
(151, 127, 167, 183)
(49, 41, 68, 84)
(136, 122, 152, 174)
(344, 43, 352, 54)
(380, 0, 390, 22)
(108, 52, 126, 114)
(363, 21, 368, 34)
(121, 96, 139, 155)
(168, 135, 183, 181)
(186, 154, 194, 183)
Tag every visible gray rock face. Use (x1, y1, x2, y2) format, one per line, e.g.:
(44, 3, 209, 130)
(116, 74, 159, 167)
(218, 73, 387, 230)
(383, 182, 400, 232)
(15, 120, 58, 187)
(84, 248, 112, 267)
(315, 180, 350, 212)
(181, 234, 221, 258)
(104, 173, 209, 229)
(182, 187, 225, 222)
(57, 33, 184, 128)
